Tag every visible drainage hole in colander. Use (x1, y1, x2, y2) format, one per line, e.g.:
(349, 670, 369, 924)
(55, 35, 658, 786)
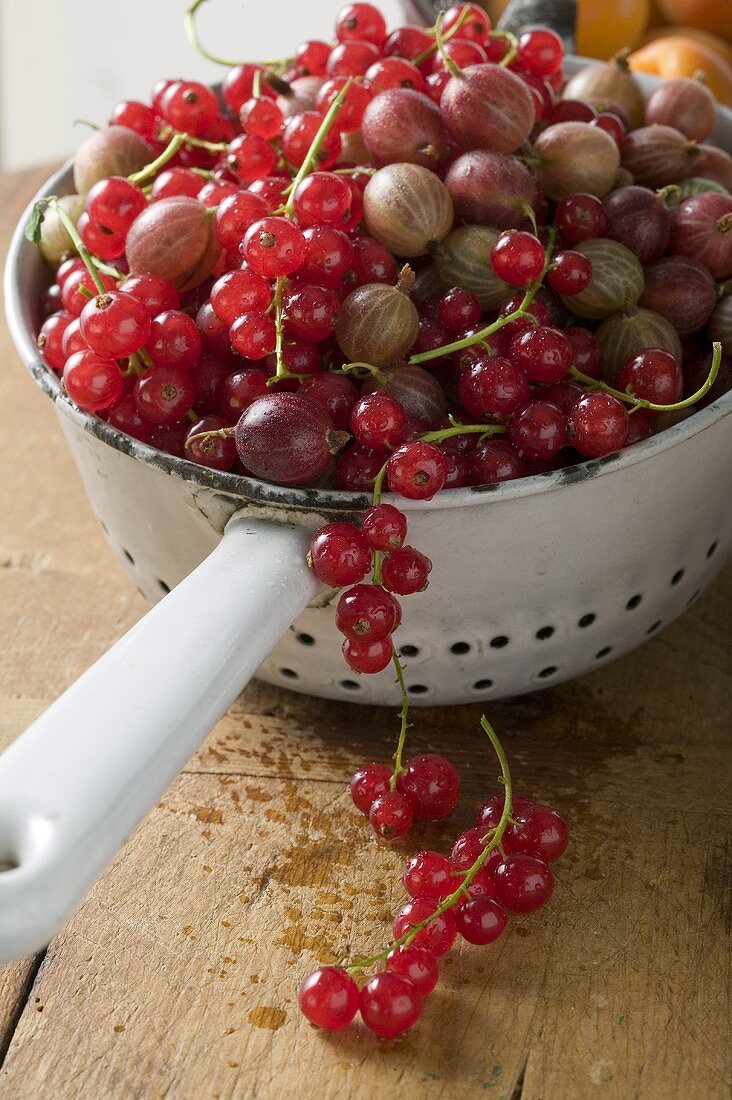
(647, 621, 663, 635)
(671, 569, 685, 586)
(578, 613, 596, 628)
(626, 594, 642, 610)
(279, 667, 298, 679)
(407, 684, 428, 695)
(450, 641, 471, 655)
(490, 635, 509, 649)
(472, 679, 494, 690)
(687, 589, 701, 606)
(340, 679, 360, 691)
(158, 579, 171, 595)
(537, 666, 558, 679)
(399, 645, 420, 657)
(535, 626, 555, 640)
(295, 632, 315, 646)
(123, 548, 135, 565)
(707, 541, 718, 558)
(595, 647, 612, 659)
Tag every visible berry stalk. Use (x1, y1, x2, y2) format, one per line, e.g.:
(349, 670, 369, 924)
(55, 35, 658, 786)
(185, 0, 290, 69)
(347, 715, 513, 973)
(281, 78, 354, 210)
(570, 341, 722, 413)
(408, 228, 558, 365)
(28, 196, 109, 295)
(411, 5, 471, 67)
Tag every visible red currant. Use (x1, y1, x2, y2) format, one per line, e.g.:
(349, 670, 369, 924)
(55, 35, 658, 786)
(336, 3, 387, 46)
(134, 366, 195, 425)
(359, 972, 421, 1039)
(361, 503, 407, 551)
(493, 854, 554, 913)
(507, 804, 569, 863)
(403, 850, 454, 899)
(210, 270, 272, 326)
(146, 310, 202, 370)
(476, 793, 534, 831)
(469, 439, 528, 485)
(369, 788, 413, 837)
(301, 373, 359, 430)
(214, 190, 269, 252)
(458, 356, 530, 419)
(517, 28, 564, 77)
(309, 522, 372, 586)
(392, 897, 457, 956)
(386, 945, 438, 996)
(344, 635, 394, 675)
(547, 250, 593, 296)
(229, 311, 276, 359)
(243, 217, 307, 278)
(569, 393, 630, 457)
(186, 415, 237, 471)
(63, 350, 124, 412)
(455, 896, 507, 945)
(335, 584, 400, 642)
(396, 754, 460, 821)
(491, 231, 545, 287)
(386, 441, 447, 500)
(381, 547, 432, 596)
(555, 193, 607, 243)
(509, 400, 568, 463)
(80, 291, 151, 359)
(617, 349, 683, 407)
(120, 273, 180, 318)
(298, 966, 359, 1030)
(350, 762, 392, 814)
(226, 134, 277, 183)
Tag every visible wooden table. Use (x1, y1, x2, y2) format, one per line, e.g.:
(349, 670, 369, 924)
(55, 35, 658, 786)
(0, 167, 730, 1100)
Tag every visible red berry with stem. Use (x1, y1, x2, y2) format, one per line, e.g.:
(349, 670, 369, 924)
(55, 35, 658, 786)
(350, 393, 407, 451)
(282, 112, 342, 170)
(80, 291, 151, 359)
(392, 896, 457, 956)
(517, 27, 564, 76)
(214, 191, 269, 252)
(617, 349, 683, 407)
(301, 373, 359, 430)
(509, 400, 569, 463)
(294, 39, 331, 76)
(361, 503, 407, 551)
(554, 193, 606, 243)
(229, 311, 276, 359)
(309, 522, 372, 586)
(350, 236, 398, 286)
(443, 3, 491, 42)
(298, 966, 359, 1030)
(226, 134, 277, 184)
(160, 80, 218, 136)
(366, 57, 425, 94)
(469, 439, 528, 485)
(476, 794, 534, 832)
(150, 168, 203, 202)
(221, 64, 274, 114)
(60, 317, 86, 359)
(292, 172, 352, 228)
(327, 40, 380, 78)
(438, 287, 482, 332)
(511, 326, 573, 384)
(359, 972, 422, 1039)
(566, 326, 603, 378)
(240, 96, 283, 140)
(397, 754, 460, 822)
(493, 854, 554, 913)
(85, 176, 146, 236)
(344, 635, 394, 675)
(336, 584, 400, 642)
(315, 77, 374, 132)
(282, 284, 339, 343)
(458, 356, 531, 419)
(243, 217, 307, 278)
(63, 350, 124, 412)
(186, 415, 238, 471)
(455, 896, 508, 945)
(146, 310, 202, 370)
(109, 99, 156, 140)
(120, 273, 180, 318)
(336, 3, 387, 45)
(37, 311, 73, 371)
(547, 250, 593, 296)
(383, 25, 432, 60)
(381, 547, 432, 596)
(369, 788, 413, 837)
(350, 762, 392, 814)
(210, 270, 272, 326)
(507, 804, 569, 863)
(569, 393, 630, 457)
(266, 341, 321, 378)
(298, 225, 354, 288)
(386, 442, 447, 500)
(491, 231, 545, 287)
(386, 946, 439, 996)
(403, 850, 454, 899)
(134, 366, 195, 425)
(335, 444, 386, 491)
(61, 268, 116, 317)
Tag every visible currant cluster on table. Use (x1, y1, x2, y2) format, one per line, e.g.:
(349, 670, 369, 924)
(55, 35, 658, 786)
(298, 787, 569, 1039)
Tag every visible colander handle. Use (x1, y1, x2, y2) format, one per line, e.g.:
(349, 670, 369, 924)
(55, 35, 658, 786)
(0, 514, 321, 961)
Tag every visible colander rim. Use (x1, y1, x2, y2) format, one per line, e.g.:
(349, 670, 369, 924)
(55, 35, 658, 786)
(4, 70, 732, 515)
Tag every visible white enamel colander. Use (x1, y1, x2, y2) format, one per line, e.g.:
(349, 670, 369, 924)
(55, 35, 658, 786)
(1, 63, 731, 962)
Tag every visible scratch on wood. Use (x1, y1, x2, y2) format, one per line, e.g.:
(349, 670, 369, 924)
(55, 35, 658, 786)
(0, 950, 46, 1068)
(510, 1052, 529, 1100)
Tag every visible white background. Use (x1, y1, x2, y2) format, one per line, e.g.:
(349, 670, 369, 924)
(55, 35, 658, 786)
(0, 0, 404, 171)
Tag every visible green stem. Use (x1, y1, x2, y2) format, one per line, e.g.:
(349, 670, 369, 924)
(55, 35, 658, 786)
(389, 655, 410, 790)
(269, 275, 287, 382)
(419, 423, 507, 445)
(282, 78, 353, 212)
(128, 133, 185, 184)
(408, 228, 558, 366)
(185, 0, 288, 68)
(158, 126, 229, 155)
(569, 341, 722, 413)
(412, 5, 471, 67)
(371, 459, 389, 506)
(347, 716, 513, 974)
(433, 12, 462, 80)
(493, 30, 520, 67)
(46, 198, 107, 295)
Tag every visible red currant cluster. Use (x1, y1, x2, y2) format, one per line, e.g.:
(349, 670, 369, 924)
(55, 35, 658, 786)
(298, 718, 569, 1039)
(351, 752, 459, 839)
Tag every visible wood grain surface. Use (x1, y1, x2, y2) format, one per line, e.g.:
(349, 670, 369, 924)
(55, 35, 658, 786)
(0, 167, 730, 1100)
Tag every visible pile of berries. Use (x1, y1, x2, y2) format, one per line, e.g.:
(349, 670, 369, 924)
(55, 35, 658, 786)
(351, 752, 460, 838)
(299, 754, 569, 1039)
(31, 2, 727, 492)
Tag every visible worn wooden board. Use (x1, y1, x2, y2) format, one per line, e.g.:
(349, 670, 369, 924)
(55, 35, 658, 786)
(0, 168, 730, 1099)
